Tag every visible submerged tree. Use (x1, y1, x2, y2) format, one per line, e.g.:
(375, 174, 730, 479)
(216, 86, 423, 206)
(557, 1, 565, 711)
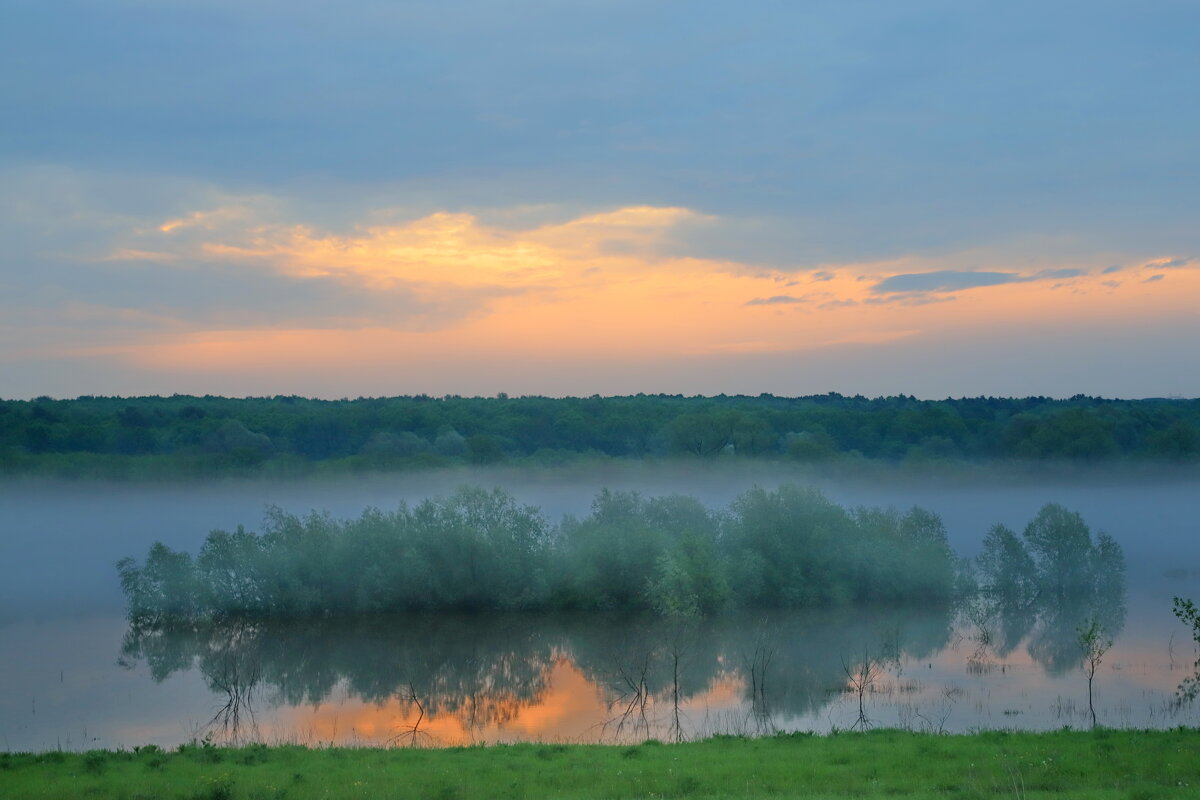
(117, 485, 961, 621)
(1173, 597, 1200, 703)
(840, 637, 900, 731)
(648, 529, 731, 617)
(1077, 619, 1113, 728)
(975, 504, 1126, 676)
(977, 524, 1038, 605)
(117, 543, 200, 625)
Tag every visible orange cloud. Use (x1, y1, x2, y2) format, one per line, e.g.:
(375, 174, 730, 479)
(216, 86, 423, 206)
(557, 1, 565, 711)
(157, 202, 270, 234)
(82, 203, 1200, 382)
(180, 205, 709, 292)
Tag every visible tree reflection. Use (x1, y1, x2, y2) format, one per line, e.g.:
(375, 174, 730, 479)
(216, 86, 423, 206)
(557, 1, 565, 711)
(120, 604, 957, 743)
(121, 614, 559, 743)
(205, 637, 261, 744)
(974, 504, 1126, 675)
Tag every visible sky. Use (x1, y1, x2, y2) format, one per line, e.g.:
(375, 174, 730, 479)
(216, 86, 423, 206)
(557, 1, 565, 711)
(3, 0, 1198, 400)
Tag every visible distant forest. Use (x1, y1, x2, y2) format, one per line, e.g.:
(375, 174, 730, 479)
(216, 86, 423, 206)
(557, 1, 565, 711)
(2, 393, 1198, 477)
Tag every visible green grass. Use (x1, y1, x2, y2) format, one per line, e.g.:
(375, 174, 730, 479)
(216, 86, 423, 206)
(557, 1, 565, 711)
(2, 729, 1198, 799)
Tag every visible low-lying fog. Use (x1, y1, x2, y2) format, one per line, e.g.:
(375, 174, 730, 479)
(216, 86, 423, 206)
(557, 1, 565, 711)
(1, 462, 1196, 615)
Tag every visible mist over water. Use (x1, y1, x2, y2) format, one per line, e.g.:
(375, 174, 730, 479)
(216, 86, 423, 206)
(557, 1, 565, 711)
(2, 463, 1195, 612)
(1, 463, 1198, 750)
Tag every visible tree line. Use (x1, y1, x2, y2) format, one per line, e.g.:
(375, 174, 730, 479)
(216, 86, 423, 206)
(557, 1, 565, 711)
(3, 393, 1198, 477)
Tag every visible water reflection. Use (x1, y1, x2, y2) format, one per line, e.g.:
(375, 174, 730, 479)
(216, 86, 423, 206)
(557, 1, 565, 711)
(970, 505, 1127, 676)
(119, 573, 1134, 745)
(118, 497, 1135, 744)
(121, 614, 559, 743)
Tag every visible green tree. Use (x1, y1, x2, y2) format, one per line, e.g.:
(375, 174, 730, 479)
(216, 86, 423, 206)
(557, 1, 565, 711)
(666, 411, 739, 457)
(1144, 420, 1200, 460)
(1077, 619, 1112, 727)
(1022, 504, 1094, 601)
(731, 414, 777, 455)
(1173, 597, 1200, 703)
(117, 543, 199, 624)
(977, 524, 1038, 603)
(648, 531, 731, 616)
(466, 433, 504, 464)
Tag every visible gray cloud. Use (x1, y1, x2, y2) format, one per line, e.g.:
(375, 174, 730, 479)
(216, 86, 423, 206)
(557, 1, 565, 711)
(1155, 257, 1193, 269)
(1033, 268, 1084, 280)
(1143, 274, 1165, 283)
(745, 294, 807, 306)
(1102, 265, 1123, 274)
(871, 267, 1087, 297)
(871, 271, 1022, 294)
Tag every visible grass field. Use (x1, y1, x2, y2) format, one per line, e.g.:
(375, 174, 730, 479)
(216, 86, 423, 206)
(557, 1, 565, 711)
(2, 729, 1198, 799)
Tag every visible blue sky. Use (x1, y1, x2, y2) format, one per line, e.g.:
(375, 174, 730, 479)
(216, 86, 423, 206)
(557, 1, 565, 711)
(3, 0, 1198, 398)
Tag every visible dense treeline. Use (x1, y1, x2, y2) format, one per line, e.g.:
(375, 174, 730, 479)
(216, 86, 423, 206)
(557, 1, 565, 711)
(118, 486, 960, 620)
(3, 393, 1199, 477)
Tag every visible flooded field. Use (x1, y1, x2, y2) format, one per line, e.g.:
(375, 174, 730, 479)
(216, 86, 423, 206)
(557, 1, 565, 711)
(2, 464, 1198, 750)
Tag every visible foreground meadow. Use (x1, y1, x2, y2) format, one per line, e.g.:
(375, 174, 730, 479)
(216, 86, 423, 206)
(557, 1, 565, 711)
(4, 729, 1198, 799)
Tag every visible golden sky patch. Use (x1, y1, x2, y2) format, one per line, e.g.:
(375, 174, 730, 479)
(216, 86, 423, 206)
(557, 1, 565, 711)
(84, 203, 1200, 384)
(181, 205, 710, 292)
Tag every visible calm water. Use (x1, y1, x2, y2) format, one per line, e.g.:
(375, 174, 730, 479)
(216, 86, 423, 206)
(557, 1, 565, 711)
(2, 465, 1198, 750)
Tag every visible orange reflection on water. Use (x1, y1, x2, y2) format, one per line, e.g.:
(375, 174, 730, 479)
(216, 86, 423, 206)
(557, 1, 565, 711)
(269, 656, 747, 746)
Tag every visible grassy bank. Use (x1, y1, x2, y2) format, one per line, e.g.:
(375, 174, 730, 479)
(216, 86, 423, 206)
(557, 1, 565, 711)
(3, 729, 1198, 799)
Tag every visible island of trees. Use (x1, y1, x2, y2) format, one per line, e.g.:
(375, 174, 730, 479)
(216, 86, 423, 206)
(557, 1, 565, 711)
(118, 486, 1123, 623)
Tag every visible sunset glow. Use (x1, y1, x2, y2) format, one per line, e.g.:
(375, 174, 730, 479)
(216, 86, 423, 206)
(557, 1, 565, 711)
(51, 202, 1194, 396)
(3, 1, 1198, 397)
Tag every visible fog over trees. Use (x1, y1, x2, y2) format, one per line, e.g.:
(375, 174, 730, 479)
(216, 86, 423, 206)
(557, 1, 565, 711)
(118, 486, 1119, 625)
(118, 486, 961, 619)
